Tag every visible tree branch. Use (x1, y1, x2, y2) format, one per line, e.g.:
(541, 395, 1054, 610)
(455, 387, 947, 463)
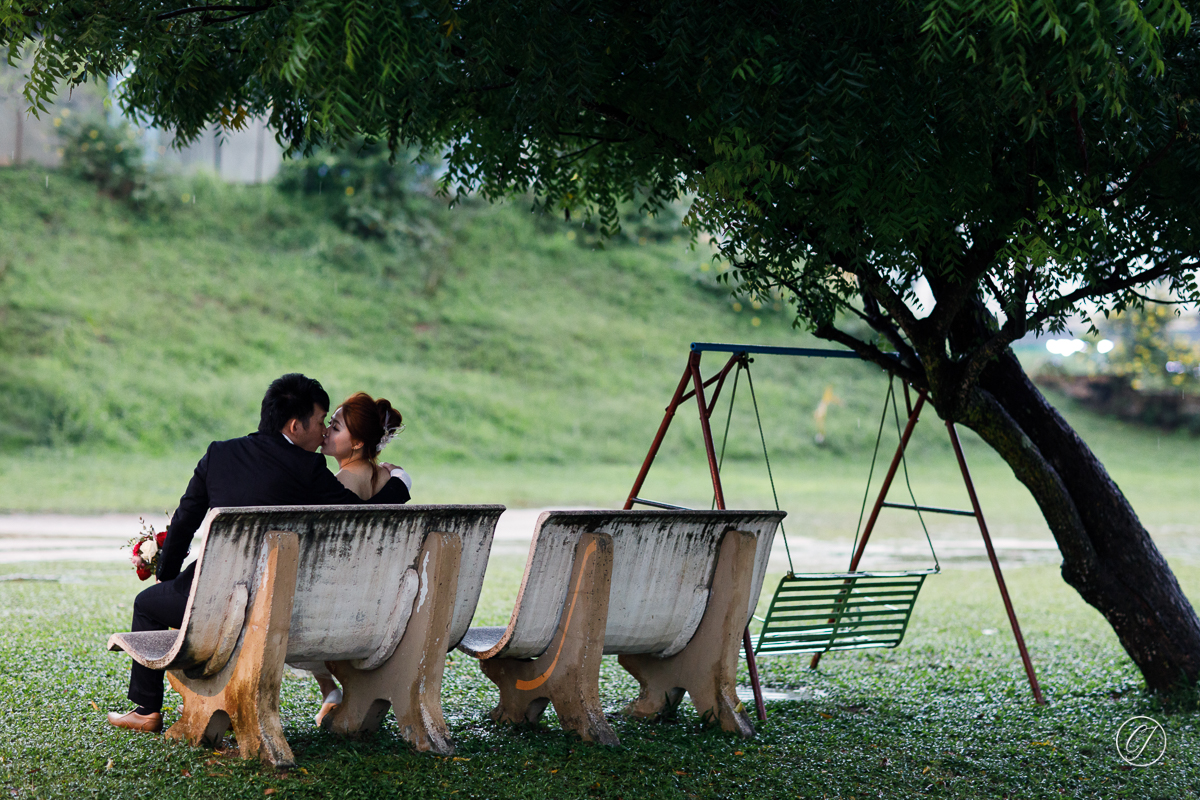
(1071, 104, 1090, 177)
(1028, 260, 1177, 329)
(738, 259, 923, 378)
(812, 324, 923, 386)
(844, 260, 922, 340)
(1127, 290, 1194, 305)
(858, 287, 922, 369)
(1097, 126, 1180, 206)
(156, 4, 273, 23)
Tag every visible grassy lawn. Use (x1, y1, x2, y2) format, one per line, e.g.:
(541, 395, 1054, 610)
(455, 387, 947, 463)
(4, 162, 1200, 799)
(3, 389, 1198, 565)
(2, 558, 1198, 799)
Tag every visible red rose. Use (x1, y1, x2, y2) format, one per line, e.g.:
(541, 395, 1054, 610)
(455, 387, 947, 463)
(136, 563, 152, 581)
(133, 541, 143, 557)
(156, 529, 167, 547)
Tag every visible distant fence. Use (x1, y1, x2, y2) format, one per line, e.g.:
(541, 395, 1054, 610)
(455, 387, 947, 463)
(0, 66, 284, 183)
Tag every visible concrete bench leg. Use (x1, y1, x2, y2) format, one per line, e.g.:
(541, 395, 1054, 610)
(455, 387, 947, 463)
(619, 529, 757, 738)
(324, 531, 463, 755)
(478, 531, 617, 745)
(165, 530, 300, 768)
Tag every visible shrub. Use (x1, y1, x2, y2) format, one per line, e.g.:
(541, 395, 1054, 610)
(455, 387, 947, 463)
(55, 112, 145, 199)
(1090, 305, 1200, 391)
(277, 140, 441, 244)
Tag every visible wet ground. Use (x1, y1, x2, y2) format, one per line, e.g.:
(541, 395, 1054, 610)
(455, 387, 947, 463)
(0, 508, 1080, 572)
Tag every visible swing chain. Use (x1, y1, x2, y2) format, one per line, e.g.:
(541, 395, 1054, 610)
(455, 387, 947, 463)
(717, 359, 939, 579)
(890, 383, 941, 572)
(743, 361, 795, 575)
(850, 377, 896, 561)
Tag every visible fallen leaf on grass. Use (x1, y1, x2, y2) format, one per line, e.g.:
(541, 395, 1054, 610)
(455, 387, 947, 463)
(180, 769, 190, 777)
(105, 759, 113, 771)
(733, 751, 744, 756)
(452, 757, 471, 762)
(264, 790, 276, 796)
(90, 701, 99, 711)
(818, 712, 833, 719)
(674, 770, 689, 776)
(550, 769, 558, 774)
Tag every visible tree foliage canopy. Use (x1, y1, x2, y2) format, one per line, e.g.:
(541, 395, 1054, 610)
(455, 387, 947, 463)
(3, 0, 1198, 400)
(7, 0, 1200, 689)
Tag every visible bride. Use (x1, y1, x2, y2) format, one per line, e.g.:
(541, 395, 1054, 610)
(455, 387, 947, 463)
(322, 392, 410, 502)
(302, 391, 409, 725)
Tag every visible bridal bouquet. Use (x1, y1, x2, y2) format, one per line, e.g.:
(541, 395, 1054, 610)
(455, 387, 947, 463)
(127, 517, 169, 581)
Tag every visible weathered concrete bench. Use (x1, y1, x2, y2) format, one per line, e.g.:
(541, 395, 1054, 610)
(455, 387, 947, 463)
(107, 504, 503, 767)
(457, 510, 784, 744)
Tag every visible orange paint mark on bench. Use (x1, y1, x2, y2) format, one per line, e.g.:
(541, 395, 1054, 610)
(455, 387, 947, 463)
(515, 538, 599, 691)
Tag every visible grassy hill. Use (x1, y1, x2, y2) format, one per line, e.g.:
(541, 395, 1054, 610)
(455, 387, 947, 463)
(0, 164, 901, 505)
(0, 164, 889, 457)
(1, 163, 1198, 562)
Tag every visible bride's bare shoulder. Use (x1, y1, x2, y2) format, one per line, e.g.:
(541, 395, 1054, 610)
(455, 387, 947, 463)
(335, 466, 373, 500)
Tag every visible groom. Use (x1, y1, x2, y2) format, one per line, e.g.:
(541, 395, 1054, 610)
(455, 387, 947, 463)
(107, 373, 411, 733)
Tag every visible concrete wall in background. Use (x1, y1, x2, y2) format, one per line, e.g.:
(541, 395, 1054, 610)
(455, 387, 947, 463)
(0, 65, 284, 183)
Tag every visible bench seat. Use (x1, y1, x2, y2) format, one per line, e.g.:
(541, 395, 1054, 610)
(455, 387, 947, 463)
(459, 509, 783, 743)
(109, 504, 503, 766)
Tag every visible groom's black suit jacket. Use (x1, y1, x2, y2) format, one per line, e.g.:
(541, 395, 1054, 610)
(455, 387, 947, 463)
(156, 430, 410, 587)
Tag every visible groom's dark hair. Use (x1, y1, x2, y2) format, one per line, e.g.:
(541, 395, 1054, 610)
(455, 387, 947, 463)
(259, 373, 331, 433)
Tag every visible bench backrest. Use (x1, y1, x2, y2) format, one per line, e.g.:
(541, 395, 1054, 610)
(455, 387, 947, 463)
(177, 504, 504, 668)
(497, 510, 783, 659)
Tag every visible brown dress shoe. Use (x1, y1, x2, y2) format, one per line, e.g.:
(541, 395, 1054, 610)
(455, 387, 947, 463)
(106, 709, 163, 733)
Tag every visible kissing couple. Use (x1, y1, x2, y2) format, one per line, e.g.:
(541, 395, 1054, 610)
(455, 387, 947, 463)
(108, 373, 411, 733)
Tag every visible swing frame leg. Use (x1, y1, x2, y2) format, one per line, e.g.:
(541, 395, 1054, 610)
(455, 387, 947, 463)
(947, 422, 1045, 705)
(806, 387, 1045, 705)
(624, 351, 768, 722)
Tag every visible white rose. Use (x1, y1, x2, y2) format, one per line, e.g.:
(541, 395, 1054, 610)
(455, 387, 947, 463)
(140, 539, 158, 560)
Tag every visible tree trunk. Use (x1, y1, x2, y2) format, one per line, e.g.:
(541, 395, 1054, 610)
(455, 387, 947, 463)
(956, 348, 1200, 691)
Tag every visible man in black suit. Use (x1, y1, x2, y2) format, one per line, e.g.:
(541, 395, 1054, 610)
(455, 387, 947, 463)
(107, 373, 410, 733)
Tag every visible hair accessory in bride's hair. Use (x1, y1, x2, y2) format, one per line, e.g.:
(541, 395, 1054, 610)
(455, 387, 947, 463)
(376, 418, 405, 453)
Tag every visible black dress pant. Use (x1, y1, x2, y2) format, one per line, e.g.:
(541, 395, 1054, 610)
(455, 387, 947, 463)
(126, 564, 194, 711)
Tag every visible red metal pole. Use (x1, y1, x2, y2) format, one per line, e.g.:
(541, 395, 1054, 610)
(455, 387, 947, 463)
(946, 422, 1046, 705)
(810, 391, 927, 670)
(688, 352, 766, 720)
(624, 361, 694, 510)
(689, 351, 726, 510)
(742, 628, 766, 720)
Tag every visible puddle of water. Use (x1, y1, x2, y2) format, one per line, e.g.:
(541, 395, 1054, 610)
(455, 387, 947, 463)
(734, 686, 825, 702)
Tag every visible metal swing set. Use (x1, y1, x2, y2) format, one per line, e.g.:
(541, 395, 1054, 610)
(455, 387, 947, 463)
(623, 342, 1046, 721)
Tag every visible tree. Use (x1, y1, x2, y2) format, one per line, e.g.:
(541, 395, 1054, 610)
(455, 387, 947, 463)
(4, 0, 1199, 690)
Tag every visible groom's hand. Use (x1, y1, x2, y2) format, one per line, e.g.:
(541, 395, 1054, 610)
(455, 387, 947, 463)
(380, 462, 400, 472)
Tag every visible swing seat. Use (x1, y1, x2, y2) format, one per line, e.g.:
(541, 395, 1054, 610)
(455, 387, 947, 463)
(754, 569, 934, 656)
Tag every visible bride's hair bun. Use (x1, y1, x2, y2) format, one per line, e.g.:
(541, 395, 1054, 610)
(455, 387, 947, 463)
(337, 392, 404, 464)
(376, 398, 402, 434)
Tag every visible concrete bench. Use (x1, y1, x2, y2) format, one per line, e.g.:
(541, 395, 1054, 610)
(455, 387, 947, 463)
(458, 509, 784, 744)
(107, 504, 503, 767)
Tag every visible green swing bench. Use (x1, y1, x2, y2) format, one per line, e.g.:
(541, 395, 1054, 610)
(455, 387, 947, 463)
(754, 569, 931, 656)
